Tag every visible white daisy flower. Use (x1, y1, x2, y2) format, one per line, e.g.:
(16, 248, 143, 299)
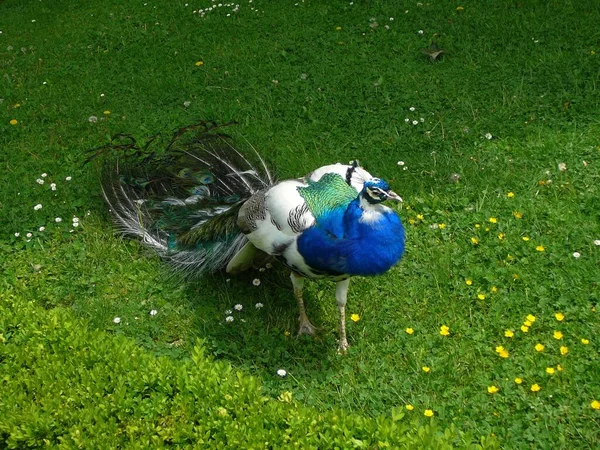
(277, 369, 287, 377)
(26, 232, 33, 238)
(572, 252, 581, 258)
(225, 315, 234, 323)
(255, 302, 264, 309)
(225, 309, 232, 315)
(418, 29, 424, 34)
(265, 263, 273, 269)
(234, 304, 243, 311)
(252, 278, 261, 286)
(183, 101, 191, 107)
(38, 226, 45, 232)
(404, 118, 410, 122)
(149, 309, 158, 316)
(65, 176, 72, 181)
(14, 232, 20, 237)
(33, 204, 42, 210)
(72, 222, 79, 228)
(558, 162, 567, 171)
(397, 161, 405, 166)
(594, 240, 600, 246)
(88, 116, 98, 123)
(412, 120, 418, 125)
(50, 183, 56, 191)
(409, 106, 416, 111)
(485, 132, 493, 140)
(36, 178, 44, 185)
(41, 173, 47, 177)
(55, 217, 62, 223)
(113, 317, 121, 324)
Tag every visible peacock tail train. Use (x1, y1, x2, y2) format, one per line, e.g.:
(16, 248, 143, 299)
(91, 121, 274, 277)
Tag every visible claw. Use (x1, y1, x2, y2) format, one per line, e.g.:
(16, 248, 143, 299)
(297, 317, 317, 336)
(337, 338, 349, 354)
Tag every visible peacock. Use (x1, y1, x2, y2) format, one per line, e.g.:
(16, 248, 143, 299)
(92, 121, 406, 352)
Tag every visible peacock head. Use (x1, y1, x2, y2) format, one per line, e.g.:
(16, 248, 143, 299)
(361, 178, 403, 204)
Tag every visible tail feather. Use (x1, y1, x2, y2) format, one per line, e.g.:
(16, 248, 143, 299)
(96, 121, 273, 276)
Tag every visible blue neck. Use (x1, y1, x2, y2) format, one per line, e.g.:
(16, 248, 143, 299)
(297, 198, 405, 277)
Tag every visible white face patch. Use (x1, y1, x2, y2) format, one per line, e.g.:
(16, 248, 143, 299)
(366, 186, 385, 202)
(359, 196, 386, 223)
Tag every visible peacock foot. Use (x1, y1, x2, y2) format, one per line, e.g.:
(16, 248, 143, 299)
(337, 338, 349, 354)
(297, 317, 317, 336)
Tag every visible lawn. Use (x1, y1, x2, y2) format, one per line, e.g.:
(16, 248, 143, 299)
(1, 0, 600, 447)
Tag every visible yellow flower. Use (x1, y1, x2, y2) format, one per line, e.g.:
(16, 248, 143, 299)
(489, 217, 498, 224)
(507, 192, 515, 198)
(475, 223, 480, 228)
(555, 312, 565, 321)
(408, 218, 416, 225)
(522, 236, 530, 241)
(350, 313, 360, 322)
(284, 330, 291, 337)
(512, 273, 519, 280)
(14, 103, 21, 108)
(505, 330, 514, 338)
(335, 26, 342, 31)
(498, 349, 509, 358)
(424, 409, 434, 417)
(405, 404, 414, 411)
(477, 293, 486, 300)
(536, 245, 545, 252)
(456, 6, 464, 11)
(591, 400, 600, 410)
(440, 325, 450, 336)
(416, 214, 424, 220)
(422, 366, 431, 373)
(498, 233, 505, 240)
(491, 286, 498, 293)
(471, 237, 479, 245)
(557, 364, 563, 371)
(581, 338, 590, 345)
(553, 331, 563, 340)
(405, 327, 414, 335)
(560, 346, 569, 355)
(195, 60, 204, 66)
(546, 367, 555, 375)
(513, 211, 523, 219)
(526, 314, 536, 323)
(531, 384, 541, 392)
(439, 223, 446, 229)
(535, 343, 545, 352)
(488, 385, 499, 394)
(524, 320, 532, 327)
(103, 110, 111, 115)
(514, 377, 523, 384)
(521, 325, 529, 333)
(465, 279, 473, 286)
(9, 119, 18, 125)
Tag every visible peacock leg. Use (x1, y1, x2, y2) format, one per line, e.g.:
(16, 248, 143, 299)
(335, 279, 351, 353)
(290, 272, 316, 336)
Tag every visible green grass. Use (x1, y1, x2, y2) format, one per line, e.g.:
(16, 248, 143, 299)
(2, 0, 600, 447)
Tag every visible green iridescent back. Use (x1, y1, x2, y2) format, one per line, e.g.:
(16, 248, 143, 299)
(297, 173, 357, 220)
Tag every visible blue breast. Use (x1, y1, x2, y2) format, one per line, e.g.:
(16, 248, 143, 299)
(297, 200, 405, 277)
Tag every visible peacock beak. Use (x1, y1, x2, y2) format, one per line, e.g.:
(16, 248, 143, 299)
(386, 190, 403, 202)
